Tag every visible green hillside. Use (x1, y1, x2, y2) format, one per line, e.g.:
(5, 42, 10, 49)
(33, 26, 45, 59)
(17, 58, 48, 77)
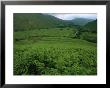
(84, 20, 97, 33)
(78, 20, 97, 43)
(14, 28, 97, 75)
(14, 13, 96, 31)
(13, 13, 97, 75)
(14, 13, 74, 31)
(71, 18, 94, 26)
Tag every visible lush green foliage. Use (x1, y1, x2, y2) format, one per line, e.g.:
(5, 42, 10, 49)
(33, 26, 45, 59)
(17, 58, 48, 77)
(80, 32, 97, 43)
(73, 20, 97, 43)
(14, 13, 97, 75)
(14, 28, 97, 75)
(83, 20, 97, 33)
(14, 45, 96, 75)
(14, 13, 75, 31)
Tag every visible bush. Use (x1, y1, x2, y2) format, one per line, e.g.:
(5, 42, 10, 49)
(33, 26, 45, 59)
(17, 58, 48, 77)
(14, 47, 97, 75)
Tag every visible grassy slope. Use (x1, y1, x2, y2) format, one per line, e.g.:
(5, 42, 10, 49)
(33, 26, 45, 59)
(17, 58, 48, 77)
(14, 13, 72, 31)
(14, 28, 97, 75)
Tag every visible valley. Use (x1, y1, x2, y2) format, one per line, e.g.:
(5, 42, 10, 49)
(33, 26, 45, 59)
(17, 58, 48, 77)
(14, 13, 97, 75)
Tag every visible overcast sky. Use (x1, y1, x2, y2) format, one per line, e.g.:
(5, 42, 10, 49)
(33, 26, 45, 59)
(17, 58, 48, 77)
(46, 13, 97, 20)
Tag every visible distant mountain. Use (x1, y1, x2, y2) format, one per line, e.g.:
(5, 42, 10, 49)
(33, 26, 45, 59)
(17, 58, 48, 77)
(14, 13, 97, 32)
(70, 18, 95, 26)
(83, 20, 97, 33)
(14, 13, 75, 31)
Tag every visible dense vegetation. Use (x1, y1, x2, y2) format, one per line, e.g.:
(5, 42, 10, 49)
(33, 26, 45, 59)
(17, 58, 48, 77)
(14, 13, 75, 31)
(14, 13, 97, 75)
(74, 20, 97, 43)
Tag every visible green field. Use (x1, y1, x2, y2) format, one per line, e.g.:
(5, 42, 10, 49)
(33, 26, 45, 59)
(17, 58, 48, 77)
(14, 28, 97, 75)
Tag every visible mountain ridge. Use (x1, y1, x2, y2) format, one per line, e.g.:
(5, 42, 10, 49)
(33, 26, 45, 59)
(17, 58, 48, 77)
(14, 13, 96, 31)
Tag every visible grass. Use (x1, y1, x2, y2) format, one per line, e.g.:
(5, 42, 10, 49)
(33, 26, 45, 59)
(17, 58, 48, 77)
(14, 28, 97, 75)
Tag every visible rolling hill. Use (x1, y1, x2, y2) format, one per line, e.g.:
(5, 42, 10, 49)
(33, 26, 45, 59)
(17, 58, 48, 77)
(14, 13, 96, 32)
(14, 13, 74, 31)
(83, 20, 97, 33)
(70, 18, 95, 26)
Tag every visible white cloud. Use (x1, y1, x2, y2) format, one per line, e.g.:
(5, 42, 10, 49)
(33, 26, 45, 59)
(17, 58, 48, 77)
(46, 13, 97, 20)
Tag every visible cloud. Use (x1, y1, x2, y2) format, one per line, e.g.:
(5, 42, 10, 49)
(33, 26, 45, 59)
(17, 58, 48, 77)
(46, 13, 97, 20)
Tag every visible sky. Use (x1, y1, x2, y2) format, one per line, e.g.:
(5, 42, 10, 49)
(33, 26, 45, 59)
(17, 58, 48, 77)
(46, 13, 97, 20)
